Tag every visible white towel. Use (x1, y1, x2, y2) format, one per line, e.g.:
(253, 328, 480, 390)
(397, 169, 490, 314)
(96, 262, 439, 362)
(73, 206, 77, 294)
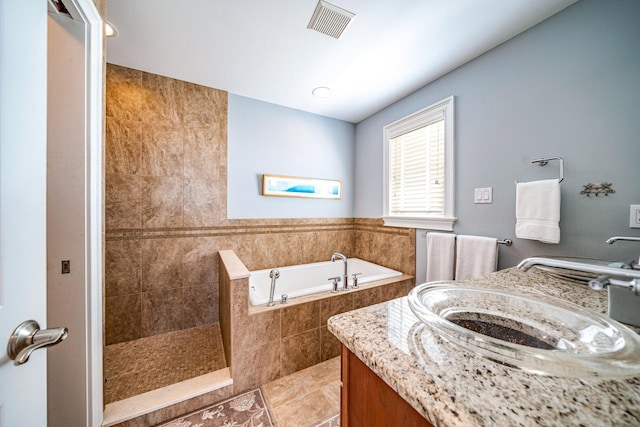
(454, 235, 498, 280)
(515, 179, 561, 244)
(426, 232, 456, 282)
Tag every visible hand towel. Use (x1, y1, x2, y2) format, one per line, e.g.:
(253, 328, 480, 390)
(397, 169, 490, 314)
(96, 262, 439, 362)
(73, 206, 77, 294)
(426, 232, 456, 282)
(515, 179, 561, 244)
(454, 235, 498, 280)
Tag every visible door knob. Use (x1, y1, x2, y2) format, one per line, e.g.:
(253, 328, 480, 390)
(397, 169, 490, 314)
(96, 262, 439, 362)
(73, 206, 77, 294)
(7, 320, 68, 366)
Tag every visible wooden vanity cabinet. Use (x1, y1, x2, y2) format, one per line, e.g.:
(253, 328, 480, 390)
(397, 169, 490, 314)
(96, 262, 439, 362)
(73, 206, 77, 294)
(340, 345, 433, 427)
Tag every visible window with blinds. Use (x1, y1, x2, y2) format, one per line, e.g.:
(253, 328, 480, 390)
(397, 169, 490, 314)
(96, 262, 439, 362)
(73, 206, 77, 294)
(389, 119, 444, 217)
(383, 96, 455, 230)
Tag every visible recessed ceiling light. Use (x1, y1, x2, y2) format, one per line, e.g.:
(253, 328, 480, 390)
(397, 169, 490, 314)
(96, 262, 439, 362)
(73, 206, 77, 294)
(312, 87, 332, 98)
(105, 21, 119, 38)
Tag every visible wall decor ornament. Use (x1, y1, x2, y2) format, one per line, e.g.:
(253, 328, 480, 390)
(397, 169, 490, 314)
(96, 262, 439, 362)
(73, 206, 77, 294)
(580, 182, 615, 197)
(262, 174, 342, 199)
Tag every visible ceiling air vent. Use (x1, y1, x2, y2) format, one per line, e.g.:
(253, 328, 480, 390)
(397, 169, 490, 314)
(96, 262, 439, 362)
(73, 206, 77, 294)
(307, 0, 355, 40)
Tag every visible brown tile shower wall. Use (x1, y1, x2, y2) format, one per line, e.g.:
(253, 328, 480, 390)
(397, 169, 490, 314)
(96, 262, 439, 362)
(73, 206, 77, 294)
(105, 65, 416, 346)
(105, 64, 229, 345)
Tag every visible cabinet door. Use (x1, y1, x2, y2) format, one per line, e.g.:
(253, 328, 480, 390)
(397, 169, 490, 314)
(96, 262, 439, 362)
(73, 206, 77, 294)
(341, 345, 433, 427)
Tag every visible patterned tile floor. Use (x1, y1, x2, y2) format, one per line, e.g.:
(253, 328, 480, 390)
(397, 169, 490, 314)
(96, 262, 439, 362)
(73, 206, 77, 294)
(262, 357, 341, 427)
(104, 324, 227, 404)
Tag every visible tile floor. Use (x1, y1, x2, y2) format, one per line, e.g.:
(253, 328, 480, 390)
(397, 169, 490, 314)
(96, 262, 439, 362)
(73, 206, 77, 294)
(262, 357, 341, 427)
(104, 324, 227, 404)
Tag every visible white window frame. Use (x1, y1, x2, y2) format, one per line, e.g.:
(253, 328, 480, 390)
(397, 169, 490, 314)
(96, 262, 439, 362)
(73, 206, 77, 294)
(382, 96, 456, 230)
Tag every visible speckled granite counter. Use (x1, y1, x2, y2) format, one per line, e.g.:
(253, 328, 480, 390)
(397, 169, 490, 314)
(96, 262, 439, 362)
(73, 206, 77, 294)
(327, 267, 640, 426)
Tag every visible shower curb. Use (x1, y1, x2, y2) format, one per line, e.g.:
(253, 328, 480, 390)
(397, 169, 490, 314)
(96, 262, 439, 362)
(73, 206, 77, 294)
(102, 368, 232, 427)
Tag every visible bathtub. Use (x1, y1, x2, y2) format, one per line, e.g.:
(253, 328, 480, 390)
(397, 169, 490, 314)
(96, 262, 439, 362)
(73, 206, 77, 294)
(249, 258, 403, 306)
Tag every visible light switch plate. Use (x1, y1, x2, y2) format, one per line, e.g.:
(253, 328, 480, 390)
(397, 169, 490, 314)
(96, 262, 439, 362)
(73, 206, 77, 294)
(474, 187, 493, 204)
(630, 205, 640, 228)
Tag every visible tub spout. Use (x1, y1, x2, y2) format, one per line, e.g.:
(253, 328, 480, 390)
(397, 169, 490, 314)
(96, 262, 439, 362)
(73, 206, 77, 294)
(267, 268, 280, 307)
(331, 252, 348, 290)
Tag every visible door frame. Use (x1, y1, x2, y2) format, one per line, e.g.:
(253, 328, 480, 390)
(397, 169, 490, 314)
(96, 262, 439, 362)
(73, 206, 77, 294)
(51, 0, 104, 424)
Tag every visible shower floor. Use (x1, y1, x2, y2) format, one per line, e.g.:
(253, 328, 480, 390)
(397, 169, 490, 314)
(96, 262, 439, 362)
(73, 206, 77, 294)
(104, 324, 227, 404)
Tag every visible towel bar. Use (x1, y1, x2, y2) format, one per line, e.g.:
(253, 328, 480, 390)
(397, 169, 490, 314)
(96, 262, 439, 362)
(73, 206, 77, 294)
(531, 156, 564, 183)
(421, 232, 512, 247)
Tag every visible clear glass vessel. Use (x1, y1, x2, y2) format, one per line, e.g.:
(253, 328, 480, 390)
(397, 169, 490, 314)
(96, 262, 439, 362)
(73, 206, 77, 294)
(407, 283, 640, 378)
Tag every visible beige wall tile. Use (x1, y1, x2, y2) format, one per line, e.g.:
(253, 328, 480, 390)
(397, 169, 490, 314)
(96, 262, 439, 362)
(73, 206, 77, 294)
(232, 309, 281, 351)
(182, 82, 227, 129)
(232, 340, 280, 394)
(183, 285, 216, 328)
(281, 300, 321, 338)
(141, 238, 183, 292)
(141, 176, 183, 228)
(280, 329, 321, 376)
(105, 117, 141, 176)
(183, 126, 220, 180)
(105, 239, 141, 297)
(183, 237, 218, 288)
(105, 173, 141, 229)
(141, 72, 184, 127)
(320, 326, 341, 362)
(106, 64, 142, 122)
(353, 286, 383, 310)
(105, 294, 141, 345)
(140, 123, 184, 177)
(183, 178, 219, 227)
(141, 288, 183, 336)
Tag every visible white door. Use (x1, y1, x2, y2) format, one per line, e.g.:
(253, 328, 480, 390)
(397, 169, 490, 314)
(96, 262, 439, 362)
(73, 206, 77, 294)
(0, 1, 50, 426)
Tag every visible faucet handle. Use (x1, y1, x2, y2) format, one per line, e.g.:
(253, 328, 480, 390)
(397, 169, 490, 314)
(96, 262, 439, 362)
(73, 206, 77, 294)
(588, 275, 610, 291)
(328, 276, 341, 293)
(351, 272, 362, 289)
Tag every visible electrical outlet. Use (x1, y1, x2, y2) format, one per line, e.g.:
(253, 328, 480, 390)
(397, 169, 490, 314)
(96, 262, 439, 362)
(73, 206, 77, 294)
(631, 205, 640, 228)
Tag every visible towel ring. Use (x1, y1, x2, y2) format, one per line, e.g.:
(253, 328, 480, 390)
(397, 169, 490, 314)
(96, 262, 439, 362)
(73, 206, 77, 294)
(531, 157, 564, 183)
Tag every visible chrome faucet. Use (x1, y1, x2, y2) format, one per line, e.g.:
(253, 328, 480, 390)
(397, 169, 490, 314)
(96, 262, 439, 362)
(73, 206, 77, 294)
(517, 257, 640, 295)
(606, 236, 640, 244)
(331, 252, 348, 290)
(267, 269, 280, 307)
(606, 236, 640, 267)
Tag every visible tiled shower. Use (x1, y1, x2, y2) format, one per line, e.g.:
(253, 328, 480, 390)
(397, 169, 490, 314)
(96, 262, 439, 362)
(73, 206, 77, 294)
(104, 64, 416, 410)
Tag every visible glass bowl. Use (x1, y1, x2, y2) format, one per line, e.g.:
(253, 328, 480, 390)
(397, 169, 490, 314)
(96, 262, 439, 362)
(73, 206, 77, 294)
(407, 282, 640, 378)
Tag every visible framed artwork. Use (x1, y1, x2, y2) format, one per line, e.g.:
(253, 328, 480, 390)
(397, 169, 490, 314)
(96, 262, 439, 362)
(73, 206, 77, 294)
(262, 174, 342, 199)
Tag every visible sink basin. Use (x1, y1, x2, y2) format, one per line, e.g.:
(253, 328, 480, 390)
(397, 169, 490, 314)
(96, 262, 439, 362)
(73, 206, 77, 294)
(407, 283, 640, 378)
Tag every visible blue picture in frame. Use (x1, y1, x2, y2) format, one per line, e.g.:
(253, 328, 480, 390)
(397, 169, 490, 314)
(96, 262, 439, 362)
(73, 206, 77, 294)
(262, 174, 342, 199)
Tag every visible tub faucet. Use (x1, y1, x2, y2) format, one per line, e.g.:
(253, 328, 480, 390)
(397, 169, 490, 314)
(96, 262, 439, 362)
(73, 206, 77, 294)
(331, 252, 348, 290)
(267, 269, 280, 307)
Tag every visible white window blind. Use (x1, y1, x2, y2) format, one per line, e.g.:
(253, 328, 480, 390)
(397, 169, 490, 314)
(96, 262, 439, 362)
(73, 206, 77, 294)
(382, 95, 455, 231)
(389, 119, 445, 217)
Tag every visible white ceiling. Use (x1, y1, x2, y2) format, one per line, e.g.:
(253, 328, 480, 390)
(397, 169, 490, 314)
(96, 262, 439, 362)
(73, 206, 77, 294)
(106, 0, 578, 123)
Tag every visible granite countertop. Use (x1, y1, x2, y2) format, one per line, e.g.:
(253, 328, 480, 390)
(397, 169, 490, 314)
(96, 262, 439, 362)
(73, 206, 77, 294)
(327, 267, 640, 426)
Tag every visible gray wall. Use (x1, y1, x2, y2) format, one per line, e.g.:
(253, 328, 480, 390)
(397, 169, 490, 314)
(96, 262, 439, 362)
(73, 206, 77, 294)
(228, 94, 356, 218)
(354, 0, 640, 272)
